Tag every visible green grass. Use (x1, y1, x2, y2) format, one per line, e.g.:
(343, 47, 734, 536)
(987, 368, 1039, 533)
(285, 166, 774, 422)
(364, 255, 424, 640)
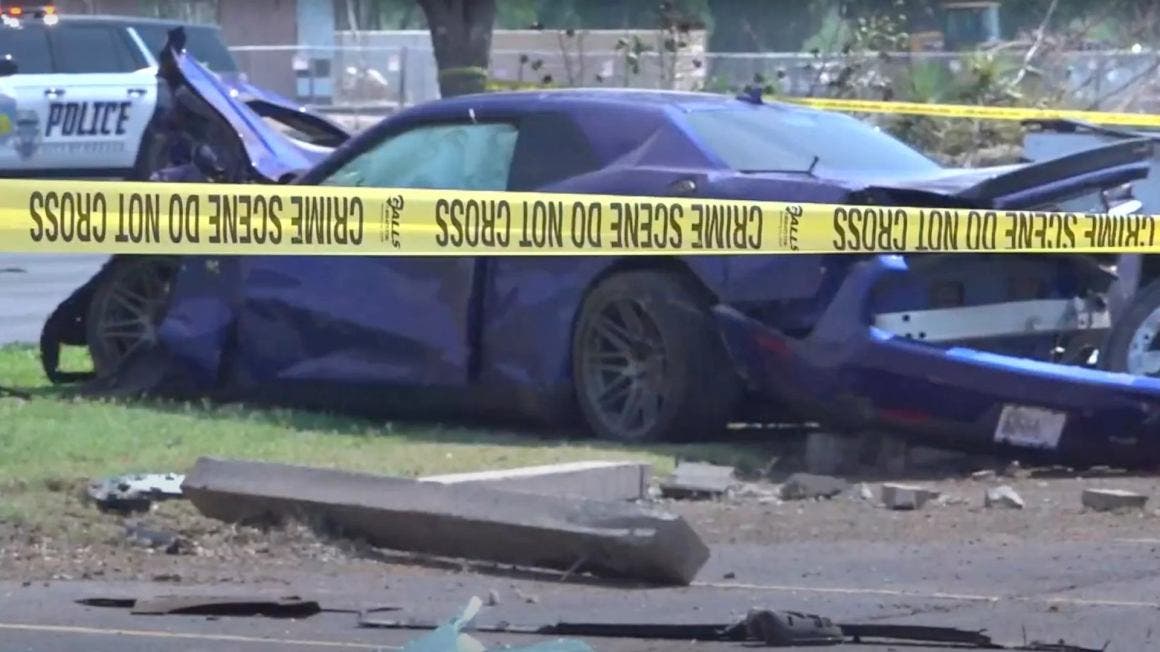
(0, 344, 780, 531)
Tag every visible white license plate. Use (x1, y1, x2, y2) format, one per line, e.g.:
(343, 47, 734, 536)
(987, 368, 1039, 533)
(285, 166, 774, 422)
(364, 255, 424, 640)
(994, 405, 1067, 450)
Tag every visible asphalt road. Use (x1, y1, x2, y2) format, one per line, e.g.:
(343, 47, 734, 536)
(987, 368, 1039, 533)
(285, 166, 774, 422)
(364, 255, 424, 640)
(0, 254, 108, 345)
(2, 539, 1157, 651)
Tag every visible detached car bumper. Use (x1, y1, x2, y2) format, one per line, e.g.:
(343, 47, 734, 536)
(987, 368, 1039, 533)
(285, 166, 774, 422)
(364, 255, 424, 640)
(715, 256, 1160, 468)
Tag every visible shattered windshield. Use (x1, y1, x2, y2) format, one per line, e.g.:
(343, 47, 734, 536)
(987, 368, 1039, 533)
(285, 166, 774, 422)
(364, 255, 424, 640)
(684, 106, 943, 176)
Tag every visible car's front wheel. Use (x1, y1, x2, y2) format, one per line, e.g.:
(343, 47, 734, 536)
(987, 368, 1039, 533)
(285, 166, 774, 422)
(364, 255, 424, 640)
(571, 270, 740, 443)
(85, 256, 181, 377)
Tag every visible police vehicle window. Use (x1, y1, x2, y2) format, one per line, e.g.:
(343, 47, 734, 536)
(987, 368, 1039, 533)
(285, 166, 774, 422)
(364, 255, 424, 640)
(49, 25, 137, 73)
(321, 122, 519, 191)
(0, 24, 52, 74)
(508, 113, 599, 191)
(684, 107, 942, 176)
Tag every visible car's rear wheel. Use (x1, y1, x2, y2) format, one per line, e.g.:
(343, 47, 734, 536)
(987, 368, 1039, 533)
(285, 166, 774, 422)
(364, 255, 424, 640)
(85, 256, 181, 377)
(1101, 276, 1160, 377)
(571, 270, 740, 443)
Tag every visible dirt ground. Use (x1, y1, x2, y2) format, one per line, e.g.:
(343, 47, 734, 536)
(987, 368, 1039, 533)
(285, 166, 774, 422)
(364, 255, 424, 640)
(3, 461, 1157, 588)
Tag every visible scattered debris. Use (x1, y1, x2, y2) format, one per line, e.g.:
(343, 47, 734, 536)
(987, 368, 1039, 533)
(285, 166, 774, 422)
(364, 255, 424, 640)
(732, 483, 780, 501)
(970, 469, 998, 481)
(76, 597, 136, 608)
(935, 494, 969, 507)
(361, 605, 1103, 650)
(880, 483, 941, 510)
(131, 594, 321, 618)
(1081, 488, 1149, 512)
(514, 588, 540, 604)
(393, 597, 595, 652)
(985, 486, 1025, 510)
(779, 473, 849, 501)
(1001, 461, 1030, 479)
(78, 594, 321, 618)
(420, 461, 651, 502)
(87, 473, 185, 514)
(182, 457, 709, 585)
(854, 483, 875, 501)
(659, 462, 738, 499)
(123, 523, 190, 554)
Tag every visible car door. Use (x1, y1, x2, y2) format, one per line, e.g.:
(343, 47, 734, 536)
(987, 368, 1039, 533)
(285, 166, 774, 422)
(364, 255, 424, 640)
(0, 20, 55, 173)
(233, 120, 520, 388)
(35, 21, 155, 173)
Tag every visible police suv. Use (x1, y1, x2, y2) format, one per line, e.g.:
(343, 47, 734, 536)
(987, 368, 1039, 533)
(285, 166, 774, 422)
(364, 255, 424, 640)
(0, 3, 241, 179)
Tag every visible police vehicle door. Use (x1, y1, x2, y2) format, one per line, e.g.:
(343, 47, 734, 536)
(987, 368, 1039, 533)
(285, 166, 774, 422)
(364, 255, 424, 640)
(0, 19, 154, 175)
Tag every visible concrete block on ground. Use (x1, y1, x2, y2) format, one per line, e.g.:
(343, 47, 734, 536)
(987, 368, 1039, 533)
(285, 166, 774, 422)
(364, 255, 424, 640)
(984, 485, 1025, 509)
(880, 483, 940, 510)
(779, 473, 849, 500)
(420, 461, 650, 501)
(659, 462, 737, 499)
(1081, 488, 1149, 512)
(182, 458, 708, 585)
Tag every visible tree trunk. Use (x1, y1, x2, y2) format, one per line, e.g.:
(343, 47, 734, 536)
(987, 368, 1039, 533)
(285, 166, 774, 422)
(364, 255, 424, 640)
(417, 0, 498, 97)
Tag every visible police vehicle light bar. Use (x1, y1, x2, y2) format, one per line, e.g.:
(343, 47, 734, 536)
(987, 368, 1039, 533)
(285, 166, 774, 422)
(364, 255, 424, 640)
(1, 4, 56, 18)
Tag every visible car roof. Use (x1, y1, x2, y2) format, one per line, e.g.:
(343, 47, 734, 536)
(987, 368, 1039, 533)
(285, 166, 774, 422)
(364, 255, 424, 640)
(416, 87, 831, 116)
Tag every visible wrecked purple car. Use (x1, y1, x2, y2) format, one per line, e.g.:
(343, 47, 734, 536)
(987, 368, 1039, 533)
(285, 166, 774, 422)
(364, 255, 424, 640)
(42, 29, 1160, 467)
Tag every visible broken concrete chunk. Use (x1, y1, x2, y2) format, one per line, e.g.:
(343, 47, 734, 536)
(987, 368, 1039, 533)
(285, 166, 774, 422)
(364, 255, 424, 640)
(420, 461, 650, 502)
(984, 485, 1025, 510)
(182, 457, 708, 585)
(854, 483, 875, 501)
(659, 462, 737, 499)
(1081, 488, 1149, 512)
(779, 473, 849, 501)
(880, 483, 940, 510)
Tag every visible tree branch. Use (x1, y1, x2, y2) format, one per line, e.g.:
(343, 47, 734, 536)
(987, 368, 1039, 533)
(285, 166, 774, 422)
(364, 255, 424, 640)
(1007, 0, 1059, 90)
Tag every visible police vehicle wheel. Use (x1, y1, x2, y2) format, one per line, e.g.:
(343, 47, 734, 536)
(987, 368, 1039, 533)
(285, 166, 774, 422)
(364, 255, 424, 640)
(1101, 275, 1160, 377)
(85, 256, 181, 377)
(571, 270, 740, 443)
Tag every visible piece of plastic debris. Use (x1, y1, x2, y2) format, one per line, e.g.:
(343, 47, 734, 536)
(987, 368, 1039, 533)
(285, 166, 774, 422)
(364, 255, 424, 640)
(87, 473, 185, 514)
(984, 486, 1025, 510)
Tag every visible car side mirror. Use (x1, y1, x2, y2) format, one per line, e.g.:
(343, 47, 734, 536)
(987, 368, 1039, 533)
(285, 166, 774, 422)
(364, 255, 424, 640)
(0, 57, 18, 77)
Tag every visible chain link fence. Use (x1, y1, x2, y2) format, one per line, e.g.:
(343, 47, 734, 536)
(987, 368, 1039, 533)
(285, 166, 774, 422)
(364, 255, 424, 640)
(227, 42, 1160, 117)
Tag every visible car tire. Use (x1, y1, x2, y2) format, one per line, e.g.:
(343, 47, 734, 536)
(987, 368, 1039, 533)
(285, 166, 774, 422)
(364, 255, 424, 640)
(85, 256, 181, 377)
(1100, 276, 1160, 377)
(571, 270, 740, 443)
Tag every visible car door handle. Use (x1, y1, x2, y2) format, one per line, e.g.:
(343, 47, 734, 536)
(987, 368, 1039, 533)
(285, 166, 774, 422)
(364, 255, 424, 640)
(44, 88, 65, 98)
(127, 88, 147, 97)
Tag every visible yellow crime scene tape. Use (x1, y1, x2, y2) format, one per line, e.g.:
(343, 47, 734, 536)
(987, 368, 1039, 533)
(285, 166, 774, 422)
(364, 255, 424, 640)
(3, 178, 1160, 256)
(786, 97, 1160, 129)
